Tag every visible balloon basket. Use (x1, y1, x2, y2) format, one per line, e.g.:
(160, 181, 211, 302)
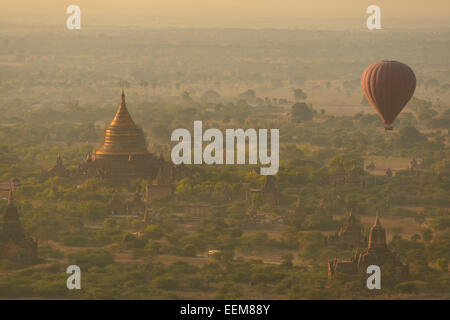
(384, 126, 393, 131)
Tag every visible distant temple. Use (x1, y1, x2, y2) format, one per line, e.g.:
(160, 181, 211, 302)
(0, 190, 38, 264)
(47, 153, 69, 178)
(107, 189, 127, 215)
(385, 168, 393, 178)
(326, 210, 366, 248)
(243, 174, 279, 206)
(366, 161, 376, 170)
(330, 160, 364, 187)
(146, 163, 175, 201)
(245, 196, 281, 225)
(262, 175, 279, 206)
(328, 213, 408, 284)
(43, 91, 190, 217)
(330, 160, 346, 186)
(127, 189, 146, 215)
(347, 165, 363, 187)
(79, 91, 160, 180)
(107, 188, 148, 215)
(285, 197, 306, 222)
(222, 184, 233, 201)
(246, 196, 258, 219)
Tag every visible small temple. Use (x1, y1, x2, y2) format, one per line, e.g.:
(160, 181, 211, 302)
(325, 210, 366, 248)
(79, 90, 160, 180)
(330, 160, 346, 186)
(262, 175, 279, 206)
(328, 213, 408, 284)
(330, 160, 364, 187)
(385, 168, 393, 178)
(146, 163, 175, 201)
(107, 189, 127, 215)
(366, 161, 376, 170)
(0, 190, 38, 264)
(347, 165, 363, 187)
(47, 153, 69, 177)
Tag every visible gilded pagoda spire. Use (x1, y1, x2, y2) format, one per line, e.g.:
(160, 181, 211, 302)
(96, 91, 148, 156)
(368, 212, 387, 250)
(110, 89, 138, 128)
(82, 91, 160, 180)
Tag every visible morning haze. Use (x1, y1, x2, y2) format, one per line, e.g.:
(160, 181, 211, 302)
(1, 0, 450, 28)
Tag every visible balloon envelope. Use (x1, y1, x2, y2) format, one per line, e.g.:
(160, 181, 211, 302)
(361, 60, 416, 126)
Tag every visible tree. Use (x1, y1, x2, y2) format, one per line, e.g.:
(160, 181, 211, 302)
(182, 244, 197, 257)
(425, 79, 440, 88)
(396, 126, 426, 146)
(293, 88, 307, 101)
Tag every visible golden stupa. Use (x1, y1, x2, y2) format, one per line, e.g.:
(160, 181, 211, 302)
(96, 90, 149, 157)
(83, 91, 159, 179)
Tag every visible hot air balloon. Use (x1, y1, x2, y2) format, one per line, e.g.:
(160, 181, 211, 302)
(361, 60, 416, 130)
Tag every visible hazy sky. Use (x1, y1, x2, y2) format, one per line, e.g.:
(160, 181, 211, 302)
(1, 0, 450, 29)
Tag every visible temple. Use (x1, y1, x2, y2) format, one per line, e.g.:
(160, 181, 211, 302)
(127, 189, 146, 215)
(385, 168, 393, 178)
(262, 175, 279, 206)
(366, 161, 376, 170)
(80, 90, 160, 180)
(328, 213, 408, 284)
(107, 189, 127, 215)
(0, 190, 38, 264)
(47, 153, 69, 177)
(326, 210, 366, 248)
(330, 160, 346, 186)
(146, 162, 175, 201)
(347, 165, 363, 187)
(330, 160, 364, 187)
